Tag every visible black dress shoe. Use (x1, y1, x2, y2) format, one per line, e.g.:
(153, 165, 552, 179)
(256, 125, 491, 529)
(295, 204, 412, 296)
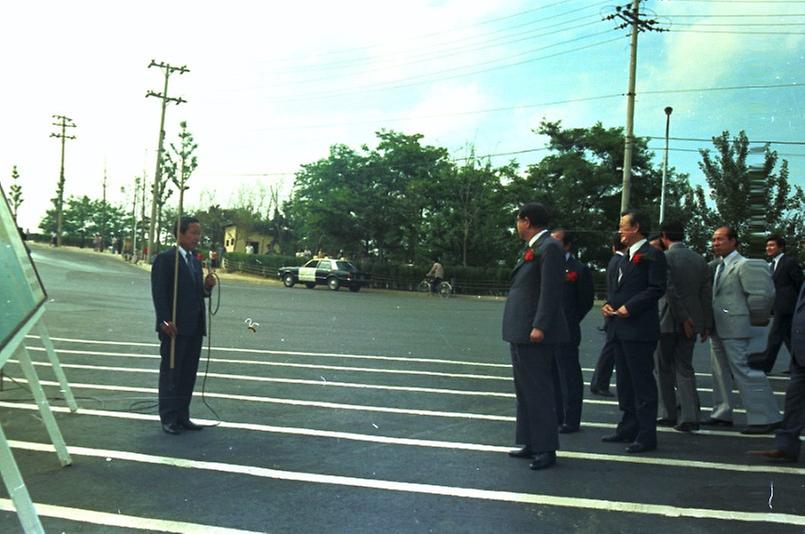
(601, 433, 632, 443)
(162, 422, 182, 435)
(702, 418, 733, 427)
(747, 449, 797, 462)
(656, 418, 677, 427)
(740, 422, 782, 435)
(508, 446, 535, 459)
(626, 442, 656, 454)
(558, 424, 580, 434)
(590, 387, 614, 397)
(529, 451, 557, 470)
(179, 420, 205, 431)
(673, 422, 700, 432)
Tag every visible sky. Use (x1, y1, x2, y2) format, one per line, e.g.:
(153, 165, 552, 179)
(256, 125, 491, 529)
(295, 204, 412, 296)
(1, 0, 803, 232)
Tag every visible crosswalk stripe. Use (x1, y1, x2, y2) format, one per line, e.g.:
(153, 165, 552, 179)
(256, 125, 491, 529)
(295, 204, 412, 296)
(8, 440, 804, 526)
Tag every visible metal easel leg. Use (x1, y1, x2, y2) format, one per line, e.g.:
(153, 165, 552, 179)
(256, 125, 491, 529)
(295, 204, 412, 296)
(15, 347, 72, 467)
(0, 423, 44, 533)
(35, 322, 78, 412)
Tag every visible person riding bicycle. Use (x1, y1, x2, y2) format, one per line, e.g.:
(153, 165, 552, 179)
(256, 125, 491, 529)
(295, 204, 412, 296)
(425, 258, 445, 293)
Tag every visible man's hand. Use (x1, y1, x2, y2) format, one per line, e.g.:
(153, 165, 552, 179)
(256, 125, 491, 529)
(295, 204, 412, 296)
(615, 305, 630, 318)
(204, 273, 217, 291)
(601, 303, 616, 318)
(529, 328, 545, 343)
(699, 328, 710, 343)
(160, 320, 177, 337)
(682, 319, 695, 340)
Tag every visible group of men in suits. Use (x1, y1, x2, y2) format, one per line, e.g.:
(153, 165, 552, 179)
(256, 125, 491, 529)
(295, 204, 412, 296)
(504, 203, 803, 469)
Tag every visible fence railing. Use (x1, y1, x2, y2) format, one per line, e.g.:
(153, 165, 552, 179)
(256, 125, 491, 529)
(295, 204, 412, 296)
(222, 258, 511, 296)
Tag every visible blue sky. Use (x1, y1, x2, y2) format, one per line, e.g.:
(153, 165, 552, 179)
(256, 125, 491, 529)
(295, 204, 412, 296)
(2, 0, 803, 231)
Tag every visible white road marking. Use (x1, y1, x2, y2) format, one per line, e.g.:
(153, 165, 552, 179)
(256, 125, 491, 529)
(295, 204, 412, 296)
(20, 347, 784, 399)
(0, 498, 262, 533)
(8, 440, 805, 526)
(2, 401, 796, 472)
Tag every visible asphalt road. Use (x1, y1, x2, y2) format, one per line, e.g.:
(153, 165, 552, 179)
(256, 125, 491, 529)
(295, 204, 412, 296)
(0, 244, 801, 533)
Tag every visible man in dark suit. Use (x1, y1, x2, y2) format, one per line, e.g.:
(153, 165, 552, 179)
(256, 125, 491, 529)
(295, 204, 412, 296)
(550, 228, 594, 433)
(503, 203, 569, 470)
(656, 221, 713, 432)
(750, 282, 805, 462)
(590, 233, 626, 397)
(601, 209, 667, 453)
(760, 235, 803, 373)
(151, 217, 217, 435)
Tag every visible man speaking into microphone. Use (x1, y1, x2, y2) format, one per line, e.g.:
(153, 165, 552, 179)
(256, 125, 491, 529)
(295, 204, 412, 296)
(151, 216, 217, 435)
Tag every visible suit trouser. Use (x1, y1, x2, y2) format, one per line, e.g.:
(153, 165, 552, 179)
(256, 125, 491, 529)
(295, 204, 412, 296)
(591, 336, 616, 392)
(613, 338, 658, 447)
(656, 332, 701, 423)
(159, 333, 203, 424)
(553, 342, 583, 429)
(775, 358, 804, 459)
(511, 342, 559, 452)
(709, 336, 782, 425)
(763, 314, 793, 372)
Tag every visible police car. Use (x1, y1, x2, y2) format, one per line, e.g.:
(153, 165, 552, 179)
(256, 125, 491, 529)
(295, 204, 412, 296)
(278, 258, 369, 292)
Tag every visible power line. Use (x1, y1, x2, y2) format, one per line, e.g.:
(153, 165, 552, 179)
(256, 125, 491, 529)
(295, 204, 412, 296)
(253, 81, 805, 131)
(667, 28, 805, 34)
(259, 0, 599, 68)
(647, 145, 805, 157)
(264, 34, 626, 102)
(656, 12, 805, 17)
(668, 21, 805, 26)
(646, 136, 805, 146)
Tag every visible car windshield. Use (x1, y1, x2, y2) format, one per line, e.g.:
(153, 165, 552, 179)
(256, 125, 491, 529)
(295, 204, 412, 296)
(336, 261, 357, 272)
(303, 260, 319, 268)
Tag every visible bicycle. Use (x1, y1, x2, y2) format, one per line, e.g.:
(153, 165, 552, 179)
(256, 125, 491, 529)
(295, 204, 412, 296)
(417, 277, 453, 298)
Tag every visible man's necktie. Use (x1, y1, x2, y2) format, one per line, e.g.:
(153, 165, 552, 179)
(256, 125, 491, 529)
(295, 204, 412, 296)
(715, 261, 724, 289)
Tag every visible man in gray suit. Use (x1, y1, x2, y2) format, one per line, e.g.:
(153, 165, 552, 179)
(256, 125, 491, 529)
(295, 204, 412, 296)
(706, 226, 782, 434)
(656, 221, 713, 432)
(503, 202, 569, 470)
(750, 282, 805, 462)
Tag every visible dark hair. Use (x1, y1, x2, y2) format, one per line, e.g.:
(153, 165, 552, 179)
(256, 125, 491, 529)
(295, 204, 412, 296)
(717, 225, 739, 245)
(660, 220, 685, 242)
(767, 234, 786, 250)
(518, 202, 550, 228)
(552, 227, 573, 247)
(647, 232, 661, 243)
(612, 231, 625, 251)
(621, 209, 651, 237)
(173, 216, 200, 237)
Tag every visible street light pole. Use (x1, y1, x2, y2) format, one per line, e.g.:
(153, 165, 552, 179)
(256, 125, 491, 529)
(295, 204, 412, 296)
(659, 106, 673, 224)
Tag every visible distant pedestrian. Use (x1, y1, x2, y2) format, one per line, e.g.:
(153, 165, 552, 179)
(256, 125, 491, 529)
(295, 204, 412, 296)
(590, 232, 625, 397)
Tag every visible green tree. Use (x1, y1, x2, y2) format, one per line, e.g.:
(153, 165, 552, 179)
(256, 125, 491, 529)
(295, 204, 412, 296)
(38, 195, 127, 246)
(159, 121, 199, 246)
(510, 120, 695, 268)
(699, 130, 803, 256)
(7, 165, 23, 223)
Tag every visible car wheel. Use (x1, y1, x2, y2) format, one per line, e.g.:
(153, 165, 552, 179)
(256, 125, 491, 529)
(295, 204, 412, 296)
(305, 282, 316, 289)
(283, 274, 295, 287)
(327, 277, 340, 291)
(348, 285, 360, 292)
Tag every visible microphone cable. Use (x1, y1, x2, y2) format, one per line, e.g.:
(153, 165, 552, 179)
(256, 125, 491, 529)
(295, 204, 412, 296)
(198, 264, 222, 426)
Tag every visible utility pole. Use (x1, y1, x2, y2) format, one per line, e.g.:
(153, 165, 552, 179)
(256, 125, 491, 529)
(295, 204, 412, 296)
(659, 106, 673, 224)
(605, 1, 664, 213)
(145, 60, 188, 262)
(50, 115, 76, 247)
(101, 164, 108, 252)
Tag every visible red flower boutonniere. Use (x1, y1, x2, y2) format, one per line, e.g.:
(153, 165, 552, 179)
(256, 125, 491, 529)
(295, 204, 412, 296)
(565, 270, 578, 282)
(524, 248, 536, 262)
(631, 252, 644, 265)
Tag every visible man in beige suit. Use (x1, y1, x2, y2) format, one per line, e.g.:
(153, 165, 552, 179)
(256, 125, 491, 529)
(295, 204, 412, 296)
(706, 226, 782, 434)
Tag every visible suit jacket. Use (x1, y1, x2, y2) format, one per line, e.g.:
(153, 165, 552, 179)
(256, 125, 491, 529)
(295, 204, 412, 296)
(605, 242, 667, 342)
(660, 242, 713, 334)
(502, 232, 569, 345)
(771, 254, 803, 316)
(561, 254, 594, 344)
(712, 253, 775, 339)
(791, 285, 805, 366)
(151, 247, 208, 337)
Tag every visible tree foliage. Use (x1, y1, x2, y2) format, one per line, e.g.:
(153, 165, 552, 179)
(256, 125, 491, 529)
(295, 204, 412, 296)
(38, 195, 128, 244)
(7, 165, 23, 223)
